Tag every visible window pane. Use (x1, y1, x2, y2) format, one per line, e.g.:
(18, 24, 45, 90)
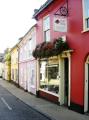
(47, 66, 58, 79)
(40, 61, 59, 94)
(84, 0, 89, 17)
(43, 16, 50, 31)
(44, 30, 50, 42)
(85, 18, 89, 28)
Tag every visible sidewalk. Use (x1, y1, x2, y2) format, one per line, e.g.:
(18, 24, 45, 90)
(0, 78, 89, 120)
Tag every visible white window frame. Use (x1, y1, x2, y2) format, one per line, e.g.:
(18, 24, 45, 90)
(43, 15, 50, 42)
(82, 0, 89, 32)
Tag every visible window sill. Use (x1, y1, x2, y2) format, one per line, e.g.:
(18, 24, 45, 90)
(39, 88, 59, 97)
(81, 28, 89, 33)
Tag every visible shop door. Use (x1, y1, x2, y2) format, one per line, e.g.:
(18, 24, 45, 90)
(64, 58, 69, 106)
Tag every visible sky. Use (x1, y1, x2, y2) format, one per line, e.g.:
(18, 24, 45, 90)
(0, 0, 47, 53)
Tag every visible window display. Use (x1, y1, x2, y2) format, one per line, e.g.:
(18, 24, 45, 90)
(40, 61, 59, 94)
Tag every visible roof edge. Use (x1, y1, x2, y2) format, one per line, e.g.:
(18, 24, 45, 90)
(33, 0, 53, 19)
(17, 24, 37, 46)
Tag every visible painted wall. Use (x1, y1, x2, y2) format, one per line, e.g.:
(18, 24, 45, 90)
(19, 62, 27, 90)
(35, 0, 89, 106)
(4, 50, 11, 81)
(19, 26, 37, 94)
(27, 60, 36, 94)
(11, 46, 18, 83)
(0, 62, 4, 77)
(4, 61, 11, 81)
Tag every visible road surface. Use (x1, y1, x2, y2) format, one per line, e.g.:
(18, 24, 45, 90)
(0, 85, 51, 120)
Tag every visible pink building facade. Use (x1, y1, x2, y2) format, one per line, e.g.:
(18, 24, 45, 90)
(18, 25, 37, 94)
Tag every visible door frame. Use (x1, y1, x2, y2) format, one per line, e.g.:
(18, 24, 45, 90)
(84, 60, 89, 112)
(59, 51, 71, 107)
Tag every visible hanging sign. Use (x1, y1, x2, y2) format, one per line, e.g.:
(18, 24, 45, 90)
(54, 17, 67, 32)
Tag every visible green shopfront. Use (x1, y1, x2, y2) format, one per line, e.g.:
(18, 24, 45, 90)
(36, 51, 72, 106)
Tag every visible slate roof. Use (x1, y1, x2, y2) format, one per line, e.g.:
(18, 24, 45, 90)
(33, 0, 54, 19)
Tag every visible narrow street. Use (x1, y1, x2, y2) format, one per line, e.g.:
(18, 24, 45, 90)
(0, 84, 51, 120)
(0, 78, 89, 120)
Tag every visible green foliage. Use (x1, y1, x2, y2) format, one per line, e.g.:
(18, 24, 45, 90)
(7, 65, 11, 81)
(32, 37, 70, 59)
(5, 52, 11, 62)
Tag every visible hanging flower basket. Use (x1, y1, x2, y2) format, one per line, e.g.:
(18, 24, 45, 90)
(32, 37, 70, 59)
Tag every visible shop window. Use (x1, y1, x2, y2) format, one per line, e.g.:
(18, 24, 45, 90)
(40, 61, 59, 94)
(43, 16, 50, 42)
(83, 0, 89, 30)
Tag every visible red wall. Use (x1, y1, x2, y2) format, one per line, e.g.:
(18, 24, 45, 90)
(36, 0, 89, 106)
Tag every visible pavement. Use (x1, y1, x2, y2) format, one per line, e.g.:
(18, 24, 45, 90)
(0, 78, 89, 120)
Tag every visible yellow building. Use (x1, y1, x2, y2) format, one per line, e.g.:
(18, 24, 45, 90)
(4, 48, 11, 81)
(10, 45, 18, 84)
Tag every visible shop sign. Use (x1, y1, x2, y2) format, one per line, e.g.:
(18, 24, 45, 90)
(54, 17, 67, 32)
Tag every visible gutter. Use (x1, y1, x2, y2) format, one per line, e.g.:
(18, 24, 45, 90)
(33, 0, 54, 19)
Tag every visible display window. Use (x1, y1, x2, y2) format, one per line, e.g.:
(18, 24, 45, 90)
(40, 60, 59, 94)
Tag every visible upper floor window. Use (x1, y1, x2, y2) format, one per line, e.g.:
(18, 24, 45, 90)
(28, 33, 36, 58)
(83, 0, 89, 30)
(29, 39, 32, 57)
(43, 16, 50, 42)
(19, 47, 23, 61)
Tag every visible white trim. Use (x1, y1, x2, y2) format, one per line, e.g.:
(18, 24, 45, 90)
(37, 59, 40, 91)
(59, 53, 71, 106)
(81, 28, 89, 33)
(68, 55, 71, 106)
(84, 63, 88, 112)
(58, 57, 60, 102)
(59, 58, 65, 105)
